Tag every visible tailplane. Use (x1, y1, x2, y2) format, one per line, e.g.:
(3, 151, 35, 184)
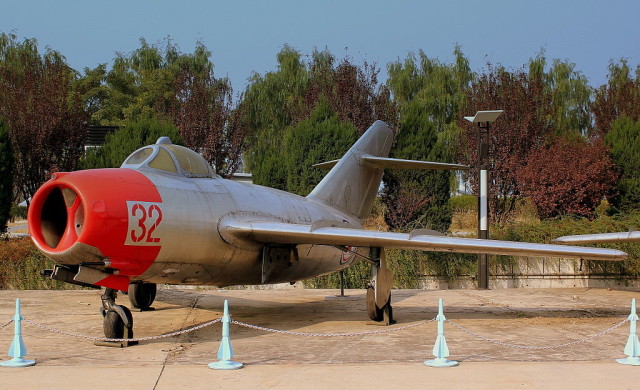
(307, 120, 469, 220)
(307, 121, 393, 219)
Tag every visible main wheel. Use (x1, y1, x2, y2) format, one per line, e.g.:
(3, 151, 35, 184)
(128, 282, 157, 310)
(366, 286, 383, 321)
(103, 305, 133, 339)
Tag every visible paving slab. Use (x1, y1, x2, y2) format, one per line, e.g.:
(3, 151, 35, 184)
(0, 287, 638, 389)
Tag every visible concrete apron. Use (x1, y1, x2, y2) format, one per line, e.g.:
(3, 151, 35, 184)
(0, 287, 638, 389)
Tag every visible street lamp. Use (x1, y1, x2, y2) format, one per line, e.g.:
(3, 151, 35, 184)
(464, 110, 503, 290)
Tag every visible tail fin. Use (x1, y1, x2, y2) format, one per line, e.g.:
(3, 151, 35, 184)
(307, 120, 393, 219)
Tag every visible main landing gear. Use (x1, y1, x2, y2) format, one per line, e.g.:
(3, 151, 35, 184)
(96, 283, 156, 347)
(128, 282, 157, 311)
(366, 247, 395, 325)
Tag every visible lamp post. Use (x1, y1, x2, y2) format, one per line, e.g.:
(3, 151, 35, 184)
(464, 110, 503, 290)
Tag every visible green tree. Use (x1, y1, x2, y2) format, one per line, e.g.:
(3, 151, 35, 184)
(384, 47, 472, 231)
(0, 118, 13, 233)
(606, 116, 640, 211)
(81, 117, 182, 169)
(283, 99, 357, 195)
(243, 46, 395, 190)
(84, 38, 216, 126)
(529, 53, 592, 136)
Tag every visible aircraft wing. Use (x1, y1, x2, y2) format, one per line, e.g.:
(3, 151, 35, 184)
(220, 220, 627, 261)
(553, 231, 640, 245)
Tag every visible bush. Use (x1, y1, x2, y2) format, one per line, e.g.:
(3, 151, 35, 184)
(449, 194, 477, 213)
(0, 237, 85, 289)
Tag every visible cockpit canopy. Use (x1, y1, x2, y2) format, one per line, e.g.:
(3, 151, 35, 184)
(121, 137, 215, 178)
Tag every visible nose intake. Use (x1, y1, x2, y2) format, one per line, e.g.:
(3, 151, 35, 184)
(32, 185, 84, 251)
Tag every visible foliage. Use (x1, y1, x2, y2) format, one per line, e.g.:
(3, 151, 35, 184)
(243, 46, 396, 190)
(0, 237, 84, 289)
(171, 55, 249, 177)
(283, 99, 357, 195)
(85, 38, 181, 125)
(518, 136, 616, 218)
(0, 118, 12, 233)
(449, 194, 477, 212)
(383, 47, 471, 231)
(592, 59, 640, 136)
(492, 212, 640, 276)
(0, 33, 89, 205)
(460, 55, 593, 221)
(10, 204, 27, 221)
(605, 116, 640, 212)
(81, 117, 182, 169)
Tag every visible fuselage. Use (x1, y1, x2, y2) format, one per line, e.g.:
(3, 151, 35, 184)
(28, 167, 362, 291)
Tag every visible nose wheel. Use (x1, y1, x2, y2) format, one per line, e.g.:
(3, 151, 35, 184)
(96, 288, 137, 347)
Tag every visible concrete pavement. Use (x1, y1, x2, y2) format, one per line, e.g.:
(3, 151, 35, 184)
(0, 287, 638, 389)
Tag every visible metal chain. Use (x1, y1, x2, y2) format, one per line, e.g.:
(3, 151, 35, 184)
(231, 318, 437, 337)
(0, 319, 13, 330)
(446, 318, 629, 350)
(22, 318, 220, 343)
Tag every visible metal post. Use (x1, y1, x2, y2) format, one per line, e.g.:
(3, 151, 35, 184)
(477, 121, 490, 290)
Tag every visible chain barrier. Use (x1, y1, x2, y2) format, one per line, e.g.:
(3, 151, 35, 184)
(21, 317, 220, 343)
(0, 319, 13, 330)
(231, 318, 437, 337)
(0, 313, 630, 350)
(446, 318, 629, 350)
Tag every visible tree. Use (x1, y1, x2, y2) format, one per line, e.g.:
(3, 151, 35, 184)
(0, 33, 88, 205)
(460, 63, 551, 221)
(518, 136, 616, 218)
(384, 48, 471, 231)
(242, 46, 396, 190)
(171, 53, 249, 177)
(84, 38, 216, 126)
(0, 118, 13, 233)
(592, 59, 640, 136)
(461, 55, 598, 221)
(605, 116, 640, 211)
(283, 98, 357, 195)
(81, 117, 182, 169)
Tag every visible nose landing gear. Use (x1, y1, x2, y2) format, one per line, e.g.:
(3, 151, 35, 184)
(96, 288, 137, 347)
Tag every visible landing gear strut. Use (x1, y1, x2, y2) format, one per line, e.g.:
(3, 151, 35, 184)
(96, 288, 137, 347)
(366, 247, 395, 325)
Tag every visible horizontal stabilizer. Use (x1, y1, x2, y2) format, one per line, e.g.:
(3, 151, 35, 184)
(219, 220, 627, 261)
(553, 231, 640, 244)
(313, 155, 468, 171)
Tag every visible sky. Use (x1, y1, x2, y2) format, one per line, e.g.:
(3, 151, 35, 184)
(1, 0, 639, 94)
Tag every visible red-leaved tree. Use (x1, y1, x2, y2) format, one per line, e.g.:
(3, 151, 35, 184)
(171, 62, 249, 177)
(518, 137, 617, 219)
(0, 33, 88, 204)
(592, 59, 640, 136)
(460, 65, 551, 221)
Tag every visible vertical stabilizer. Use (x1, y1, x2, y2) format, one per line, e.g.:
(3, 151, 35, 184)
(307, 120, 393, 219)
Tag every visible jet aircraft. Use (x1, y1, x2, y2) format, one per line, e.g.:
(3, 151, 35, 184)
(27, 121, 627, 339)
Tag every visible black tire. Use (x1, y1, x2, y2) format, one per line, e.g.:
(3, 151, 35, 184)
(366, 286, 383, 321)
(128, 283, 157, 310)
(103, 305, 134, 339)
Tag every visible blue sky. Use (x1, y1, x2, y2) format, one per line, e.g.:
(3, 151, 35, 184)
(2, 0, 638, 93)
